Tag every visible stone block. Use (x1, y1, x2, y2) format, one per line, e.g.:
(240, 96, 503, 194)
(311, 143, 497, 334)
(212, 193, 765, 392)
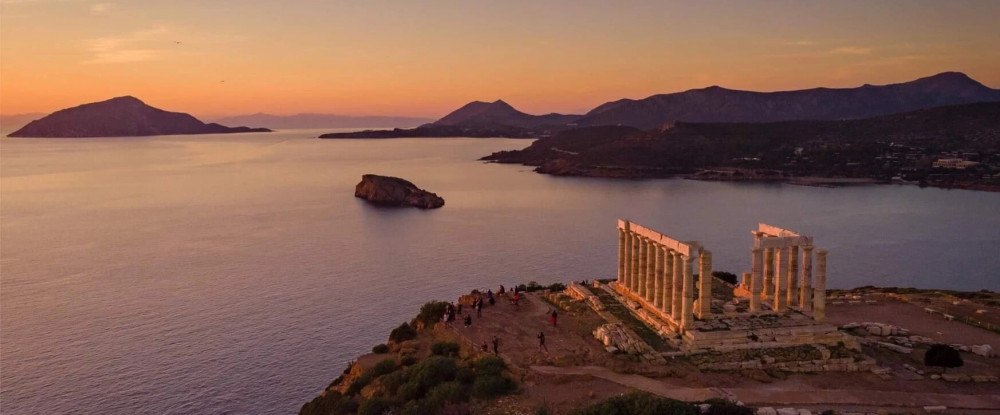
(757, 408, 777, 415)
(924, 406, 947, 413)
(776, 408, 798, 415)
(971, 344, 993, 357)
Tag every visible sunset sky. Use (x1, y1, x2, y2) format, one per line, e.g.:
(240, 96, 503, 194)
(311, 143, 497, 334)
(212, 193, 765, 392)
(2, 0, 999, 118)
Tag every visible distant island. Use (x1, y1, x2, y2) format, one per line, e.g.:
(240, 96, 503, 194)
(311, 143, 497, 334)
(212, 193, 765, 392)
(319, 72, 1000, 139)
(209, 113, 432, 129)
(7, 96, 271, 138)
(482, 102, 1000, 191)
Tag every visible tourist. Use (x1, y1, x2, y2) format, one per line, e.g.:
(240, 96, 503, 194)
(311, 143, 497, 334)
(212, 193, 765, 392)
(481, 341, 489, 353)
(464, 315, 472, 328)
(476, 299, 483, 317)
(550, 309, 558, 326)
(498, 285, 505, 296)
(537, 332, 548, 352)
(512, 292, 519, 307)
(492, 335, 500, 355)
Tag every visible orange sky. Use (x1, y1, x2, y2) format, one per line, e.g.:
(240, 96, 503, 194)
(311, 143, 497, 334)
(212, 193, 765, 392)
(2, 0, 999, 118)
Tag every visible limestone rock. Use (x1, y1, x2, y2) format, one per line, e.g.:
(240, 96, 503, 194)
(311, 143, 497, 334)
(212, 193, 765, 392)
(971, 344, 993, 357)
(354, 174, 444, 209)
(756, 408, 777, 415)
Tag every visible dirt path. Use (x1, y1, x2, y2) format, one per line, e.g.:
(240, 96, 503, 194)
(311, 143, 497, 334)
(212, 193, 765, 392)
(531, 365, 1000, 409)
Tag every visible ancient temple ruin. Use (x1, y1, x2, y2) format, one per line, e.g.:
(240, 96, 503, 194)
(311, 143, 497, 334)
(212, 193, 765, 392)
(609, 219, 851, 355)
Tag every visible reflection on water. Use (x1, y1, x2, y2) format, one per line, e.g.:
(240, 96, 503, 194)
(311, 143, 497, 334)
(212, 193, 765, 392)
(2, 131, 998, 414)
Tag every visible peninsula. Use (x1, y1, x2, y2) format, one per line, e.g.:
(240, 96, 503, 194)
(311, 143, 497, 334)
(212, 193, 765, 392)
(7, 96, 271, 138)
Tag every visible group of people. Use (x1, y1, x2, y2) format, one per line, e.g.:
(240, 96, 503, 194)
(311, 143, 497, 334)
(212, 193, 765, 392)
(445, 285, 562, 358)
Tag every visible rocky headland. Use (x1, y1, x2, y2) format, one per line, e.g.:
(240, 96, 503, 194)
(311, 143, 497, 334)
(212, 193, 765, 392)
(300, 283, 1000, 415)
(7, 96, 271, 138)
(354, 174, 445, 209)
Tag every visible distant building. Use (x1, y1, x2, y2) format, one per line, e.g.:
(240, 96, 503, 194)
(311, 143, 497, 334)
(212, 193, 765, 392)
(932, 158, 979, 169)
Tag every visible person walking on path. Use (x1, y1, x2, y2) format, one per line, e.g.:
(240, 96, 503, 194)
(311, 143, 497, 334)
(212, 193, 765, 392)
(492, 335, 500, 356)
(537, 332, 548, 353)
(550, 309, 558, 327)
(476, 299, 483, 317)
(464, 315, 472, 328)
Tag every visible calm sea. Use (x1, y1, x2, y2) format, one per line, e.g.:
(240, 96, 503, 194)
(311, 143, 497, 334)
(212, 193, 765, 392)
(2, 130, 998, 414)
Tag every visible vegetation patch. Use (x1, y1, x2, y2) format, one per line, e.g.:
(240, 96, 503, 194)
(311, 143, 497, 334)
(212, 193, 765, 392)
(571, 391, 698, 415)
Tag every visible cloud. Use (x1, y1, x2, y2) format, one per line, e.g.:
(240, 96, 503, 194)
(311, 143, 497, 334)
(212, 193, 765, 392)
(829, 46, 873, 55)
(85, 25, 169, 64)
(782, 40, 817, 46)
(90, 2, 112, 14)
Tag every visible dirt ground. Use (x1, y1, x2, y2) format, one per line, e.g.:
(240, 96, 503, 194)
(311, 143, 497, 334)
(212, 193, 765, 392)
(433, 289, 1000, 413)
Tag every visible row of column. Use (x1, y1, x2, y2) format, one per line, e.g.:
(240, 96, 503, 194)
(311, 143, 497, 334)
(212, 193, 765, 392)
(617, 229, 712, 330)
(747, 235, 827, 320)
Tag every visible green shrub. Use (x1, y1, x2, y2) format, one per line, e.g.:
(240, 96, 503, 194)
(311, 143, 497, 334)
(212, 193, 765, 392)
(400, 400, 438, 415)
(526, 281, 542, 292)
(372, 358, 398, 377)
(547, 283, 567, 292)
(400, 355, 417, 366)
(412, 301, 451, 330)
(471, 374, 516, 398)
(358, 396, 393, 415)
(388, 322, 417, 343)
(381, 370, 408, 395)
(704, 400, 754, 415)
(426, 381, 470, 406)
(820, 410, 834, 415)
(410, 356, 458, 392)
(455, 367, 476, 384)
(396, 380, 423, 402)
(346, 372, 373, 396)
(472, 355, 507, 377)
(712, 271, 739, 285)
(432, 342, 461, 357)
(372, 344, 390, 354)
(571, 391, 697, 415)
(299, 390, 358, 415)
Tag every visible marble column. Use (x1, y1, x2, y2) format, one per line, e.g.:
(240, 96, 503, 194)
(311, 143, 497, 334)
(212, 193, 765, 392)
(645, 240, 656, 303)
(663, 249, 674, 314)
(763, 247, 775, 300)
(750, 247, 763, 312)
(697, 250, 712, 319)
(630, 234, 641, 293)
(623, 232, 633, 292)
(814, 249, 827, 321)
(774, 247, 788, 312)
(654, 246, 665, 309)
(618, 229, 626, 285)
(637, 238, 648, 298)
(671, 251, 683, 322)
(787, 245, 799, 308)
(800, 246, 813, 312)
(681, 255, 694, 330)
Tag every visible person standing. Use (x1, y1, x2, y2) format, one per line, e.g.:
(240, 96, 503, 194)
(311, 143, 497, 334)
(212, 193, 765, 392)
(550, 309, 558, 327)
(476, 299, 483, 317)
(537, 332, 548, 352)
(491, 335, 500, 356)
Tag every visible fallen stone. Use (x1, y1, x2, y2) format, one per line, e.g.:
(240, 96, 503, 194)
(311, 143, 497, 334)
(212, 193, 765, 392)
(924, 406, 947, 413)
(757, 408, 777, 415)
(776, 408, 798, 415)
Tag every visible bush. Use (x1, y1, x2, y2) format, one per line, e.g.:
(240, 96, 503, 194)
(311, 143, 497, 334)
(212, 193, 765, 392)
(381, 370, 408, 395)
(346, 372, 373, 396)
(372, 358, 398, 377)
(400, 355, 418, 366)
(547, 283, 567, 292)
(413, 301, 451, 330)
(395, 379, 423, 402)
(526, 281, 543, 292)
(571, 391, 697, 415)
(372, 344, 390, 354)
(432, 342, 461, 357)
(471, 374, 516, 398)
(388, 322, 417, 343)
(426, 381, 470, 406)
(299, 390, 358, 415)
(472, 355, 507, 377)
(712, 271, 739, 285)
(703, 400, 754, 415)
(401, 400, 438, 415)
(410, 356, 458, 394)
(358, 396, 393, 415)
(456, 367, 476, 384)
(925, 343, 963, 371)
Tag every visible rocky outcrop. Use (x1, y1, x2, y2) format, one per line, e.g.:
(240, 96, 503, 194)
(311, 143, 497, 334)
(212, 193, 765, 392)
(354, 174, 444, 209)
(7, 96, 271, 138)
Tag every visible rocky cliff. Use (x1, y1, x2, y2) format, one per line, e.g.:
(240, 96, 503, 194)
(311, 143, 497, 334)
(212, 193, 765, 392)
(354, 175, 444, 209)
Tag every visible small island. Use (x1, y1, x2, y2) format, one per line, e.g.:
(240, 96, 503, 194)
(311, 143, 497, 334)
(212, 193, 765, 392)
(355, 175, 445, 209)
